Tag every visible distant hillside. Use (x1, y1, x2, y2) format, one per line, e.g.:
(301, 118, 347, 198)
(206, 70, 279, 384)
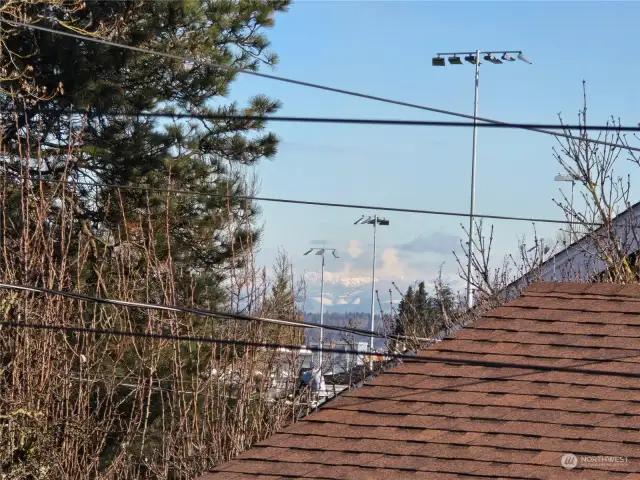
(303, 311, 389, 349)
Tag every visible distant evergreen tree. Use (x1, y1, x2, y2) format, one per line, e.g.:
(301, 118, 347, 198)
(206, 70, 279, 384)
(414, 281, 429, 331)
(394, 285, 415, 337)
(433, 280, 456, 331)
(260, 250, 304, 346)
(393, 280, 456, 352)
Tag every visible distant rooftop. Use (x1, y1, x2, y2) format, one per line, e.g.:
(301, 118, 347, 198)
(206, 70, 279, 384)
(508, 200, 640, 295)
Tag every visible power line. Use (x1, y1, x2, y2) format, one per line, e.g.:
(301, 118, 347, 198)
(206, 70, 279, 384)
(0, 282, 431, 343)
(2, 319, 639, 379)
(13, 177, 587, 226)
(3, 19, 639, 153)
(30, 109, 640, 132)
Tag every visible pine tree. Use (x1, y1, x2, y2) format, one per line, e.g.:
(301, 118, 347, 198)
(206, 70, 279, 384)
(414, 281, 429, 332)
(395, 285, 415, 337)
(0, 0, 291, 308)
(394, 280, 456, 349)
(260, 250, 305, 344)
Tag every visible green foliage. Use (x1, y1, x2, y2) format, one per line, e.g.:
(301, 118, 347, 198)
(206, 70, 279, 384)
(259, 249, 305, 345)
(394, 281, 455, 345)
(0, 0, 291, 309)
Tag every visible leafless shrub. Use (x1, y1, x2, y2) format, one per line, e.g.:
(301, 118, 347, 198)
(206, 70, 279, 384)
(0, 119, 309, 479)
(453, 219, 550, 311)
(553, 80, 640, 283)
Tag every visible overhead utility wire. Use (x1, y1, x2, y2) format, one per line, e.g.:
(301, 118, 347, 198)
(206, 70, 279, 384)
(16, 177, 587, 226)
(0, 283, 432, 342)
(38, 109, 640, 132)
(2, 319, 639, 379)
(4, 19, 639, 153)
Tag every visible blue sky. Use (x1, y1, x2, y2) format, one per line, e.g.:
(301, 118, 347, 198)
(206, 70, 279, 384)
(227, 1, 640, 304)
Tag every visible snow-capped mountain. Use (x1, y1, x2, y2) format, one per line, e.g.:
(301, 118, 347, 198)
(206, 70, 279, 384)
(303, 272, 404, 313)
(303, 271, 372, 289)
(301, 269, 465, 314)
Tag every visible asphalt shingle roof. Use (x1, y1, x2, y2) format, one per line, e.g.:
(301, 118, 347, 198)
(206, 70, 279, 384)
(199, 282, 640, 479)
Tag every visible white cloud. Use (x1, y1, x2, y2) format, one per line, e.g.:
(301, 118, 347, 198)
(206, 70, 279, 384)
(377, 247, 405, 279)
(347, 239, 363, 258)
(326, 247, 410, 284)
(395, 232, 460, 255)
(312, 246, 463, 293)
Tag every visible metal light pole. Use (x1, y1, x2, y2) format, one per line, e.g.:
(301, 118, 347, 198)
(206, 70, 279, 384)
(370, 215, 377, 362)
(354, 215, 390, 369)
(433, 49, 531, 309)
(304, 247, 339, 368)
(555, 174, 578, 245)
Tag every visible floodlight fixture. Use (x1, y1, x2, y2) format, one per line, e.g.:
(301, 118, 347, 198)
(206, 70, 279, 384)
(432, 56, 446, 67)
(517, 52, 532, 64)
(448, 55, 463, 65)
(304, 247, 339, 257)
(464, 55, 480, 65)
(501, 53, 515, 62)
(357, 215, 376, 225)
(484, 54, 502, 65)
(554, 174, 577, 182)
(527, 243, 550, 255)
(355, 216, 390, 226)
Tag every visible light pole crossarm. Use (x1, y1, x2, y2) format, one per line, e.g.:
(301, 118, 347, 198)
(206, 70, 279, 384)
(436, 50, 523, 56)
